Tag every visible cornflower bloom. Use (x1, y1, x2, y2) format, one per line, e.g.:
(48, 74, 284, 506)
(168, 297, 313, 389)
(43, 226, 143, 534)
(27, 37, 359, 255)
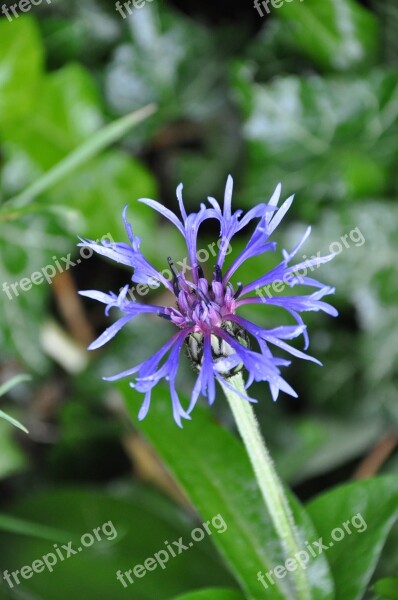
(79, 177, 337, 426)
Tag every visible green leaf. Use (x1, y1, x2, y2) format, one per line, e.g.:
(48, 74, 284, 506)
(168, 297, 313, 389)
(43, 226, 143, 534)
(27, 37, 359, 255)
(373, 578, 398, 600)
(0, 514, 69, 542)
(307, 476, 398, 600)
(0, 410, 28, 434)
(106, 3, 224, 121)
(3, 63, 103, 174)
(376, 0, 398, 66)
(231, 67, 398, 215)
(0, 487, 234, 599)
(42, 150, 158, 245)
(122, 384, 334, 600)
(0, 17, 43, 134)
(275, 416, 382, 484)
(276, 0, 379, 72)
(0, 87, 154, 213)
(0, 374, 30, 434)
(105, 3, 240, 202)
(243, 20, 315, 82)
(0, 376, 29, 447)
(0, 215, 67, 371)
(297, 202, 398, 397)
(0, 373, 30, 397)
(173, 589, 244, 600)
(0, 418, 27, 479)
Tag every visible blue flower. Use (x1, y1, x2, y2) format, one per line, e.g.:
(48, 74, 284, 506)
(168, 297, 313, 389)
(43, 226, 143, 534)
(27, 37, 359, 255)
(79, 176, 337, 426)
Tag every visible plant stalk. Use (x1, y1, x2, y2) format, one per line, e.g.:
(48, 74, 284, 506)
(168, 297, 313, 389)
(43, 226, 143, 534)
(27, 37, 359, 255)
(220, 373, 312, 600)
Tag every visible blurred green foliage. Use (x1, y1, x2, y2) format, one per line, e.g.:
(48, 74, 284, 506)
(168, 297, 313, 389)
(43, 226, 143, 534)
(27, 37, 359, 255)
(0, 0, 398, 598)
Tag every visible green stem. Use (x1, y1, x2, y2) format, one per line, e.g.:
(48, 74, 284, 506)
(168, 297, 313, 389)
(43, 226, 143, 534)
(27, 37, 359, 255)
(220, 373, 312, 600)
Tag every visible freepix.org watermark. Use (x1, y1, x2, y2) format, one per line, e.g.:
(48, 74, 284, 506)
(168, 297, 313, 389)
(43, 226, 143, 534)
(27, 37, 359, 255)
(115, 0, 154, 19)
(257, 512, 367, 590)
(1, 0, 51, 22)
(255, 226, 365, 301)
(116, 513, 227, 588)
(254, 0, 304, 18)
(2, 233, 114, 301)
(122, 238, 232, 302)
(3, 520, 117, 589)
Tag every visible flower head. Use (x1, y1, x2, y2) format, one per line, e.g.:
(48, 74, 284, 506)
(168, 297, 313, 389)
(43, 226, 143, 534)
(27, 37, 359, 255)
(79, 176, 337, 426)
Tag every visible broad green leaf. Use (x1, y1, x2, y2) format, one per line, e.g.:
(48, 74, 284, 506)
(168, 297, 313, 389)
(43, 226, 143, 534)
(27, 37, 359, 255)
(307, 476, 398, 600)
(3, 63, 103, 175)
(277, 0, 379, 72)
(173, 589, 244, 600)
(0, 17, 43, 134)
(0, 487, 234, 599)
(373, 578, 398, 600)
(122, 384, 334, 600)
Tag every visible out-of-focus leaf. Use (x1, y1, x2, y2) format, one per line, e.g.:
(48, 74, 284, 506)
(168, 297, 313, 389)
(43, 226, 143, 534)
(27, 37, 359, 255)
(106, 3, 241, 201)
(0, 17, 43, 135)
(3, 63, 103, 175)
(0, 419, 27, 479)
(106, 4, 225, 122)
(122, 384, 334, 600)
(231, 67, 398, 215)
(307, 476, 398, 600)
(0, 410, 28, 434)
(1, 59, 156, 212)
(0, 487, 234, 599)
(376, 0, 398, 65)
(0, 374, 30, 397)
(0, 216, 69, 371)
(275, 416, 382, 484)
(173, 589, 244, 600)
(105, 0, 235, 197)
(172, 115, 242, 204)
(298, 202, 398, 392)
(0, 514, 68, 541)
(373, 578, 398, 599)
(244, 20, 314, 81)
(43, 151, 157, 245)
(41, 3, 122, 66)
(277, 0, 379, 72)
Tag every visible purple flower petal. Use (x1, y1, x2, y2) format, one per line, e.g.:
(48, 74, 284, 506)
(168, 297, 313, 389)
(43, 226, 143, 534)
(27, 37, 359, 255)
(78, 175, 337, 424)
(88, 314, 135, 350)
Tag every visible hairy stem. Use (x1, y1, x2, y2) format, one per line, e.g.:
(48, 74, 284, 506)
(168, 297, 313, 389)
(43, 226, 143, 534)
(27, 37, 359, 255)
(220, 373, 312, 600)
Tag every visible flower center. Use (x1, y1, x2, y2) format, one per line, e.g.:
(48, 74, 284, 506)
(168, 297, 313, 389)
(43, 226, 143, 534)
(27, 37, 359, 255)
(165, 259, 240, 331)
(163, 259, 249, 377)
